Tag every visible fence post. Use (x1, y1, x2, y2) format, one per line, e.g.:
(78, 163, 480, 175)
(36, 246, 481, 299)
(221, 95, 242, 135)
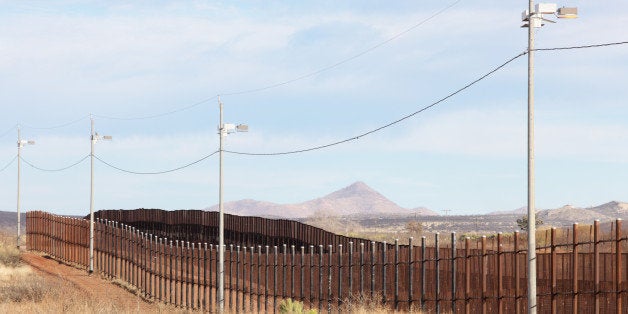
(328, 244, 333, 314)
(169, 240, 174, 305)
(465, 237, 470, 314)
(229, 245, 240, 312)
(228, 243, 233, 311)
(258, 245, 262, 313)
(241, 245, 246, 313)
(551, 227, 557, 314)
(301, 246, 305, 303)
(615, 219, 622, 314)
(394, 239, 399, 310)
(371, 241, 376, 301)
(283, 244, 288, 300)
(593, 220, 600, 314)
(360, 242, 364, 298)
(382, 241, 387, 305)
(421, 236, 426, 312)
(435, 233, 440, 314)
(249, 246, 254, 312)
(481, 236, 487, 314)
(319, 244, 324, 313)
(310, 245, 315, 307)
(292, 245, 296, 300)
(338, 244, 343, 309)
(497, 232, 502, 314)
(452, 232, 456, 314)
(191, 242, 196, 309)
(573, 223, 579, 314)
(275, 245, 279, 313)
(409, 237, 414, 312)
(514, 231, 520, 314)
(349, 242, 353, 299)
(265, 245, 269, 313)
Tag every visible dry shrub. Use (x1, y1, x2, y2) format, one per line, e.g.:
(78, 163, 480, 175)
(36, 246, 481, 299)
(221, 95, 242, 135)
(0, 245, 21, 268)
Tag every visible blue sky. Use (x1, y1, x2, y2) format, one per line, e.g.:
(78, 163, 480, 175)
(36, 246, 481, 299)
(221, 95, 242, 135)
(0, 1, 627, 216)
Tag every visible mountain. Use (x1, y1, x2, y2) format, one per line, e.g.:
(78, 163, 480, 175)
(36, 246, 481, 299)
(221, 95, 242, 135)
(537, 204, 612, 225)
(207, 181, 417, 219)
(487, 206, 527, 216)
(411, 207, 439, 216)
(588, 201, 628, 217)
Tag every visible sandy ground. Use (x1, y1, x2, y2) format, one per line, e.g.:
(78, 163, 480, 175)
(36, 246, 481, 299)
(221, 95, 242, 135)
(21, 252, 165, 313)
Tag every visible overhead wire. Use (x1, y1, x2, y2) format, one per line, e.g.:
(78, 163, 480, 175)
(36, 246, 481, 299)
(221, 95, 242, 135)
(0, 155, 18, 173)
(0, 125, 17, 139)
(20, 155, 90, 172)
(225, 51, 528, 156)
(2, 40, 626, 171)
(224, 40, 628, 156)
(20, 0, 462, 123)
(220, 0, 463, 96)
(534, 40, 628, 51)
(93, 151, 219, 175)
(19, 114, 90, 130)
(93, 95, 219, 121)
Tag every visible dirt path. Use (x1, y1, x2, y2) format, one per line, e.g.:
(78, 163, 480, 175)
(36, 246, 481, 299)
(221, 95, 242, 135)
(21, 252, 162, 313)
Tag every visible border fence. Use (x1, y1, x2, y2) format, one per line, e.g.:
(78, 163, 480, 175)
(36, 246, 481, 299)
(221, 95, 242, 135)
(27, 210, 627, 313)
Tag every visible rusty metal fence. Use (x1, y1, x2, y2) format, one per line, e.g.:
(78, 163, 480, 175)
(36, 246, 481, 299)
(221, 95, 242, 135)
(27, 210, 627, 313)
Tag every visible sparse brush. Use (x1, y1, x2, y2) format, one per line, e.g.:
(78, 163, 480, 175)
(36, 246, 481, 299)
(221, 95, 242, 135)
(0, 276, 49, 303)
(0, 242, 21, 267)
(279, 298, 317, 314)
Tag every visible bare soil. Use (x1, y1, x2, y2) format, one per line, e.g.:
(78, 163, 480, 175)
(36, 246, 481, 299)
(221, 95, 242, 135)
(21, 251, 171, 313)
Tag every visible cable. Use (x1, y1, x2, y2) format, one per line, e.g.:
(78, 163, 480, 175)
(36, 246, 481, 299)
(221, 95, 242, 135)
(76, 0, 462, 120)
(20, 155, 90, 172)
(535, 40, 628, 51)
(94, 95, 219, 121)
(19, 114, 90, 130)
(93, 151, 219, 175)
(0, 125, 17, 139)
(221, 0, 462, 96)
(226, 51, 527, 156)
(0, 155, 17, 172)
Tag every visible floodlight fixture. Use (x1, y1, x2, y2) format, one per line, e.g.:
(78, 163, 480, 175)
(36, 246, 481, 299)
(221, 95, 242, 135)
(236, 124, 249, 132)
(557, 7, 578, 19)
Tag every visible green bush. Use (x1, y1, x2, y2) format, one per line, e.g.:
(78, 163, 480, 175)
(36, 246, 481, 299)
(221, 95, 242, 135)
(278, 298, 317, 314)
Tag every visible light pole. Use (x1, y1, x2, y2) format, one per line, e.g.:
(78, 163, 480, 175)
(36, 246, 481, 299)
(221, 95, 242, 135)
(16, 126, 35, 249)
(89, 116, 112, 274)
(217, 97, 247, 312)
(521, 3, 577, 313)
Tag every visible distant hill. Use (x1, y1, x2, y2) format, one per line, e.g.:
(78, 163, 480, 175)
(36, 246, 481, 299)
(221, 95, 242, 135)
(487, 201, 628, 227)
(206, 181, 429, 219)
(0, 211, 25, 231)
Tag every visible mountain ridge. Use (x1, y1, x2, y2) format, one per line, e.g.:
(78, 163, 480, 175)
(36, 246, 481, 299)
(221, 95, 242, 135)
(206, 181, 437, 218)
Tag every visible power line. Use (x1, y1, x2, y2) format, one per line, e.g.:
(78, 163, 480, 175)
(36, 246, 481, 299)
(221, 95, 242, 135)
(226, 51, 527, 156)
(20, 155, 90, 172)
(0, 125, 17, 139)
(82, 1, 462, 120)
(93, 95, 219, 121)
(20, 114, 90, 130)
(93, 151, 219, 175)
(535, 40, 628, 51)
(0, 155, 17, 172)
(221, 0, 462, 96)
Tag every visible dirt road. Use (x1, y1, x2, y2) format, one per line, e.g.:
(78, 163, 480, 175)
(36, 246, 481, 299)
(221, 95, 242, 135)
(21, 252, 164, 313)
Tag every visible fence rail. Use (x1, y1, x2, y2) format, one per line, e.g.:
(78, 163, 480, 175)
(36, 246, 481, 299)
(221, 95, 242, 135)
(27, 210, 627, 313)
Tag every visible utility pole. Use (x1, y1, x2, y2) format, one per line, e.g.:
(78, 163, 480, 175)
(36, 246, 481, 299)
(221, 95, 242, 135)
(218, 97, 225, 312)
(89, 117, 95, 274)
(16, 126, 34, 249)
(526, 1, 537, 312)
(16, 127, 21, 250)
(521, 3, 577, 312)
(217, 97, 248, 313)
(89, 116, 112, 274)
